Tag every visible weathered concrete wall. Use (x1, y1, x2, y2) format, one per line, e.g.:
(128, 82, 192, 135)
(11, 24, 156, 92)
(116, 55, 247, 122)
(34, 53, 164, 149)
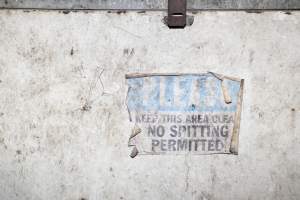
(0, 10, 299, 200)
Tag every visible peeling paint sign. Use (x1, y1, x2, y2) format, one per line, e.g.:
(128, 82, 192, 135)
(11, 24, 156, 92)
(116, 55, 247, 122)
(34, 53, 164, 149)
(126, 72, 244, 158)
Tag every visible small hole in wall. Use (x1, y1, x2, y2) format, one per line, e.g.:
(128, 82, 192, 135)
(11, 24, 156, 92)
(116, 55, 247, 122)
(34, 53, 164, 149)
(172, 13, 184, 17)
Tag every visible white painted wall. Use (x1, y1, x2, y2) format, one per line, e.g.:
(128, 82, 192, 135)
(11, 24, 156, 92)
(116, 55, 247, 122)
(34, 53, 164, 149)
(0, 10, 299, 200)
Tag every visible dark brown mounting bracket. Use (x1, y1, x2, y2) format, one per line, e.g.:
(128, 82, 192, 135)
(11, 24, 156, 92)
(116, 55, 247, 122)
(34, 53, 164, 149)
(167, 0, 187, 28)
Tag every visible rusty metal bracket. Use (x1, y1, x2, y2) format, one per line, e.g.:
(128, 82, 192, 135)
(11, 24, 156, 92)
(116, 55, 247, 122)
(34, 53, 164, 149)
(167, 0, 187, 28)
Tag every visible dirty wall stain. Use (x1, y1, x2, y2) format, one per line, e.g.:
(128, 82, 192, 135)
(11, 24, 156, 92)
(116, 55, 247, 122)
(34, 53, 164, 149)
(126, 72, 244, 158)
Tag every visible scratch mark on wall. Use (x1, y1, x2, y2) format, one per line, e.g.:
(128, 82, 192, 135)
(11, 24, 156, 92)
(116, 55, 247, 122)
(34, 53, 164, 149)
(184, 156, 191, 192)
(112, 23, 142, 39)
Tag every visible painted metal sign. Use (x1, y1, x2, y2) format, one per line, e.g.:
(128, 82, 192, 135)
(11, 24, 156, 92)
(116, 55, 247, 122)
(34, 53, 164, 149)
(126, 72, 244, 158)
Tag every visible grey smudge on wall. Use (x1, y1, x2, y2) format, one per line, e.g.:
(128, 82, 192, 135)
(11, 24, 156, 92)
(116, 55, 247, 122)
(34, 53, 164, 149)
(250, 105, 264, 120)
(0, 138, 7, 149)
(249, 50, 254, 65)
(199, 191, 213, 200)
(184, 156, 191, 192)
(81, 102, 92, 112)
(210, 166, 217, 196)
(290, 108, 296, 131)
(123, 48, 135, 57)
(72, 64, 86, 78)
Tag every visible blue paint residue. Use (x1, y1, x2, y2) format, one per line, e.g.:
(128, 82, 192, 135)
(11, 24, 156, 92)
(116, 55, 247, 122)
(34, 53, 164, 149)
(127, 74, 241, 112)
